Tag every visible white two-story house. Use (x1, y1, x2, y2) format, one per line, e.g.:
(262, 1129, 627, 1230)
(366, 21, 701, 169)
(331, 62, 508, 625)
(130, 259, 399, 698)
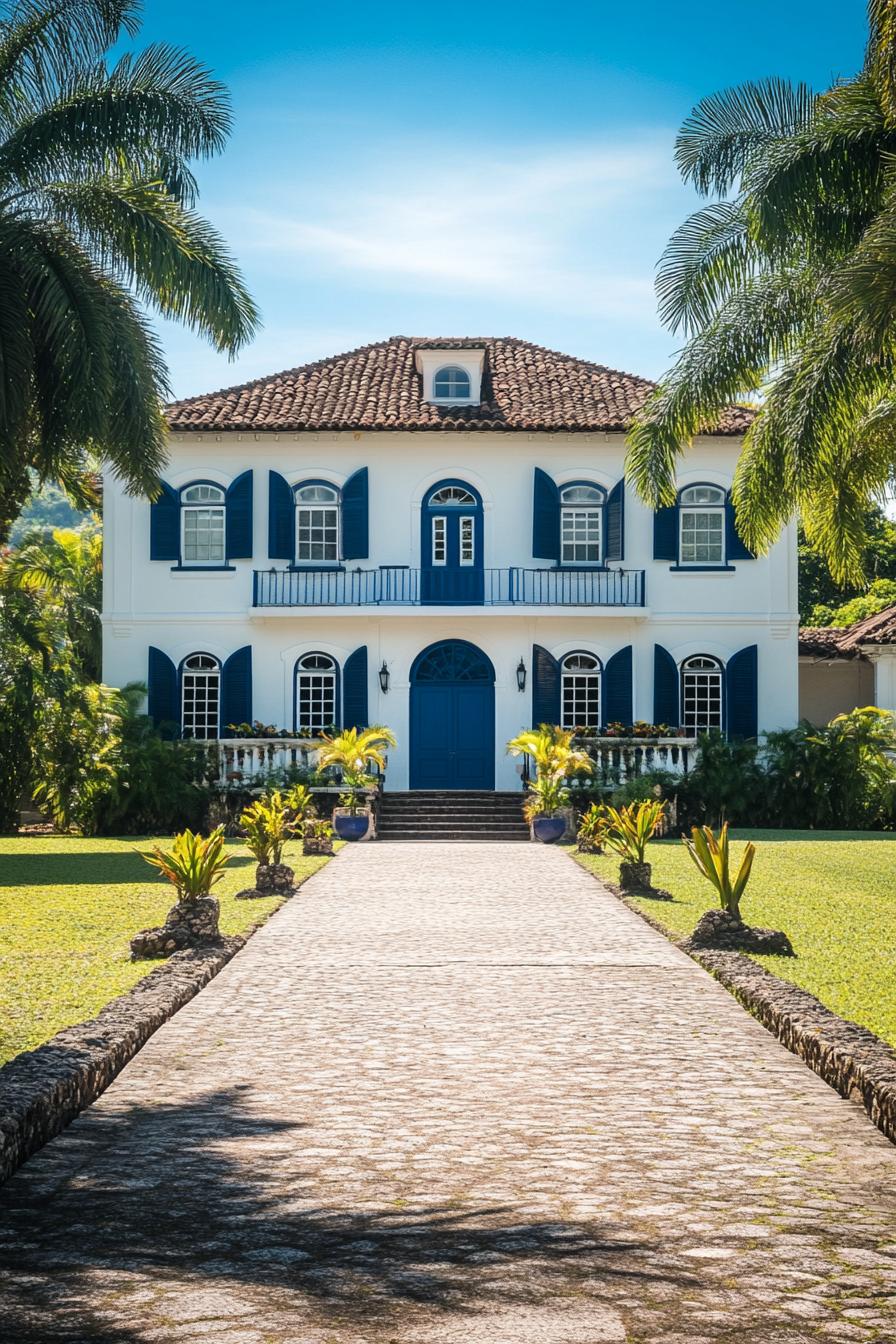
(101, 336, 799, 791)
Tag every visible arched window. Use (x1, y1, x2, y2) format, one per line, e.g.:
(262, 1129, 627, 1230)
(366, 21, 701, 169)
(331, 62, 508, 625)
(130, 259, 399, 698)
(561, 651, 601, 730)
(181, 483, 226, 565)
(294, 482, 340, 564)
(428, 485, 476, 506)
(681, 655, 723, 731)
(433, 366, 471, 399)
(295, 653, 338, 733)
(560, 483, 605, 565)
(679, 484, 726, 566)
(181, 653, 220, 739)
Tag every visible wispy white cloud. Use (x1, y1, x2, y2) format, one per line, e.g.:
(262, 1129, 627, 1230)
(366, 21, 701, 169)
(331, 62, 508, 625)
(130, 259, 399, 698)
(214, 135, 680, 321)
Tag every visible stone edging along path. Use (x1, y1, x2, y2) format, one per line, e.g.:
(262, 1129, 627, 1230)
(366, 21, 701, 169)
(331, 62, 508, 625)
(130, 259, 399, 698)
(591, 868, 896, 1146)
(0, 928, 253, 1185)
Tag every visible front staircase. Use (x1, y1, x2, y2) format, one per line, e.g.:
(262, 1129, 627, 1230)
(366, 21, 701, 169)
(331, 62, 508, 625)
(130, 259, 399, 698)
(377, 791, 530, 842)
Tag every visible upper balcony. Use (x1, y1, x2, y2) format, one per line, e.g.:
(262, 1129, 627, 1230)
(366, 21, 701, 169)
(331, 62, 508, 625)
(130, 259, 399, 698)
(252, 566, 645, 609)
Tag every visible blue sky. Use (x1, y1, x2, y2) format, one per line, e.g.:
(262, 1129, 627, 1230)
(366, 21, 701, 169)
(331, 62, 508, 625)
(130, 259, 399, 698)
(137, 0, 868, 400)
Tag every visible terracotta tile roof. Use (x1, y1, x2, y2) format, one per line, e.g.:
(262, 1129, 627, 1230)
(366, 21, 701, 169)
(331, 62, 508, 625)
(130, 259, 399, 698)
(165, 335, 757, 435)
(798, 627, 854, 658)
(836, 604, 896, 650)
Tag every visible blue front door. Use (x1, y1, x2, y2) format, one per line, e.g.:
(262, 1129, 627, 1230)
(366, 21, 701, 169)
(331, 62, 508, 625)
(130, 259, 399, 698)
(409, 640, 495, 790)
(421, 479, 484, 604)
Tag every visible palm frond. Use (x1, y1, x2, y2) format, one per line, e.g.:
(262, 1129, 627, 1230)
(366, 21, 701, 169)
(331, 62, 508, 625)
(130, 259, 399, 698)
(655, 199, 752, 334)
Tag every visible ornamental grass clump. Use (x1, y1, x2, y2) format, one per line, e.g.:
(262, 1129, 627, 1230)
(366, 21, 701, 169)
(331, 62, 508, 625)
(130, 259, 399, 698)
(683, 822, 755, 922)
(599, 800, 666, 890)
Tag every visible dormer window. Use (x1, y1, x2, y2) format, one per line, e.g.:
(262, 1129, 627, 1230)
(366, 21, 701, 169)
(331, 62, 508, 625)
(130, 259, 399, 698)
(433, 366, 471, 400)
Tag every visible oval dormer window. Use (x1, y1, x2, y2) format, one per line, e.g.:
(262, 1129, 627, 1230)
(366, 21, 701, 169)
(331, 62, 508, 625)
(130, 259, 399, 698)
(433, 366, 471, 399)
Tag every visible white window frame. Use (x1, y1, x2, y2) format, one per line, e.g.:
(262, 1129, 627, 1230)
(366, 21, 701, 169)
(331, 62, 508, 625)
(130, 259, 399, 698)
(295, 483, 340, 565)
(681, 655, 724, 732)
(459, 515, 475, 566)
(180, 484, 226, 566)
(181, 653, 220, 740)
(560, 652, 601, 730)
(429, 484, 477, 506)
(560, 484, 604, 566)
(432, 366, 472, 400)
(431, 516, 447, 565)
(295, 652, 338, 734)
(679, 485, 726, 567)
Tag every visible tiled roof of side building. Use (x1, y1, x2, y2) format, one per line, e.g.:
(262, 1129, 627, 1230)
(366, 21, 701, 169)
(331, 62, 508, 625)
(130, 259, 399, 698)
(798, 607, 896, 657)
(165, 335, 758, 435)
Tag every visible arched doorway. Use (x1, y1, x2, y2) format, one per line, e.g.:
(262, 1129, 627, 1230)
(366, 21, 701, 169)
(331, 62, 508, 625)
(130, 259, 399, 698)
(420, 479, 484, 604)
(409, 639, 495, 790)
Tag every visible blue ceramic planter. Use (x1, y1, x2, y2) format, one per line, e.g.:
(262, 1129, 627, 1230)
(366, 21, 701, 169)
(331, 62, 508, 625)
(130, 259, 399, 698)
(333, 813, 370, 842)
(532, 816, 566, 844)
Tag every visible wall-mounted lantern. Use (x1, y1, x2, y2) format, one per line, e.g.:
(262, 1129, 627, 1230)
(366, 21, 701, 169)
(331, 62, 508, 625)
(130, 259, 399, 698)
(378, 661, 390, 693)
(516, 657, 527, 693)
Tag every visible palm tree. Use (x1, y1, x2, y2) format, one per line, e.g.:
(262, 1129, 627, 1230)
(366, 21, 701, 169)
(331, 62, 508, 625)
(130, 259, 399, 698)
(4, 521, 102, 677)
(626, 2, 896, 585)
(0, 0, 259, 539)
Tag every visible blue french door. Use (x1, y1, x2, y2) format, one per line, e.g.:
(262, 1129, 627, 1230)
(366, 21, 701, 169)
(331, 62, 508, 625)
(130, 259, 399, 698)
(409, 640, 495, 790)
(421, 479, 484, 604)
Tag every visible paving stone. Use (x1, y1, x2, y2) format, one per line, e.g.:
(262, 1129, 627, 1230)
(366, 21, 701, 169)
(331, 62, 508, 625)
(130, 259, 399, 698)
(0, 842, 895, 1342)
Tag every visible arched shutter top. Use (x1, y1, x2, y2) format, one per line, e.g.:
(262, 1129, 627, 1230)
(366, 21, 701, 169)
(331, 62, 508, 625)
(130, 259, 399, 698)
(226, 470, 253, 560)
(605, 478, 624, 561)
(341, 467, 369, 560)
(726, 644, 758, 739)
(653, 644, 679, 728)
(343, 645, 368, 730)
(150, 480, 179, 562)
(533, 468, 560, 561)
(268, 471, 294, 560)
(603, 645, 633, 727)
(532, 643, 560, 727)
(147, 646, 178, 735)
(221, 645, 252, 734)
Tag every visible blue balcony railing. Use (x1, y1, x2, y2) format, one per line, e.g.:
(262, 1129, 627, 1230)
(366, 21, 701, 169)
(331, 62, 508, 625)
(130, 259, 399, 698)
(252, 566, 646, 608)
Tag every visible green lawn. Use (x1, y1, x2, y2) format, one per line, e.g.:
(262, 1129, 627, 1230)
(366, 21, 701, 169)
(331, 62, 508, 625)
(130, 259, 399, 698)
(0, 836, 335, 1065)
(572, 831, 896, 1048)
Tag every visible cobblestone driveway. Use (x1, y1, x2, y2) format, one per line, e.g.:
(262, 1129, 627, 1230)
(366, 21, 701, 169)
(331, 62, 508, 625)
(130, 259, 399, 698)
(2, 842, 895, 1343)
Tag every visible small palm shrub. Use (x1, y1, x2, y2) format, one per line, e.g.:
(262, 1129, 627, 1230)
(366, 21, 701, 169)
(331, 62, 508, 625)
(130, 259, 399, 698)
(141, 827, 230, 902)
(284, 783, 316, 832)
(683, 823, 756, 921)
(577, 803, 607, 852)
(507, 726, 592, 819)
(318, 726, 396, 813)
(600, 801, 666, 866)
(240, 792, 290, 866)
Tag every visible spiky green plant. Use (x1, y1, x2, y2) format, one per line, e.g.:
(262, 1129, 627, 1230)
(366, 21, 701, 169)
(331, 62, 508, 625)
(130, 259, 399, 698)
(507, 725, 593, 819)
(318, 726, 396, 813)
(141, 826, 229, 901)
(599, 800, 666, 865)
(0, 0, 259, 538)
(239, 792, 290, 866)
(283, 783, 316, 833)
(683, 822, 756, 920)
(576, 802, 607, 852)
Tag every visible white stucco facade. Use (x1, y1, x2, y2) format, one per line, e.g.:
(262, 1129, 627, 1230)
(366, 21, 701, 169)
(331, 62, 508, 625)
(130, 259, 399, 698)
(102, 424, 799, 791)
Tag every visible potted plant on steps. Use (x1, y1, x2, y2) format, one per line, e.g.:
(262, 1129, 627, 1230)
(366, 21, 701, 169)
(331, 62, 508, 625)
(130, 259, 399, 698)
(131, 827, 231, 959)
(507, 726, 592, 842)
(319, 726, 397, 841)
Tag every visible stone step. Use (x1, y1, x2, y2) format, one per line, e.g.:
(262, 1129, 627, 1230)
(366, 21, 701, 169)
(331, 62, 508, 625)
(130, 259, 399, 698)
(378, 831, 530, 842)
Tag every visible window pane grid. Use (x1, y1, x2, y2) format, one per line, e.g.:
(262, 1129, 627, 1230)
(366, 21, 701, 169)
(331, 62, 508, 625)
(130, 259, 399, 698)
(680, 508, 724, 564)
(182, 656, 219, 740)
(682, 667, 723, 731)
(296, 654, 337, 734)
(459, 516, 474, 565)
(183, 506, 225, 563)
(431, 516, 447, 564)
(562, 673, 600, 729)
(297, 505, 339, 562)
(433, 367, 471, 398)
(561, 507, 601, 564)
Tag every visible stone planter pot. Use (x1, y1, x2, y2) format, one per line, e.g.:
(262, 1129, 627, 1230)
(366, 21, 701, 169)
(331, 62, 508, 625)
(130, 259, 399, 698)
(688, 908, 794, 955)
(303, 834, 333, 856)
(254, 862, 295, 894)
(130, 896, 221, 960)
(619, 861, 652, 891)
(532, 816, 567, 844)
(333, 811, 370, 842)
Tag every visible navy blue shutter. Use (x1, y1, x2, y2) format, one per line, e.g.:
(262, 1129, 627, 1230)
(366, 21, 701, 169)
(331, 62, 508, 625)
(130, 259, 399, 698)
(605, 478, 625, 560)
(268, 471, 294, 560)
(221, 645, 252, 732)
(225, 470, 253, 560)
(603, 645, 633, 726)
(726, 494, 754, 560)
(147, 647, 178, 732)
(533, 468, 560, 561)
(726, 644, 758, 739)
(653, 505, 678, 561)
(532, 644, 560, 726)
(342, 645, 368, 729)
(653, 644, 679, 727)
(341, 467, 369, 560)
(150, 480, 179, 561)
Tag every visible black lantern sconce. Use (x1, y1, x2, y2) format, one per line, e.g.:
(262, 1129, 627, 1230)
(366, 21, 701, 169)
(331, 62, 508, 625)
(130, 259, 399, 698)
(516, 657, 527, 692)
(378, 661, 390, 693)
